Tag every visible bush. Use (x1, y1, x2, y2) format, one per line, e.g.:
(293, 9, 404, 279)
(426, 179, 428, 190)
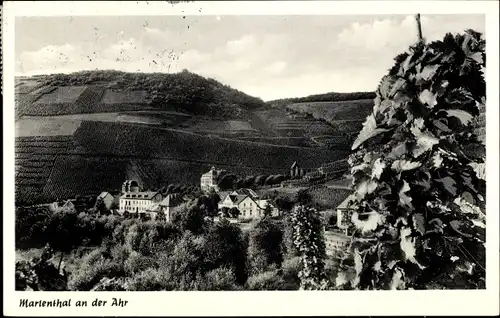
(193, 267, 241, 291)
(68, 248, 125, 291)
(246, 270, 286, 290)
(127, 268, 170, 291)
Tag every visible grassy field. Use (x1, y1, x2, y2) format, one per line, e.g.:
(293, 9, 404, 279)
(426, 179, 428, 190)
(16, 118, 83, 137)
(15, 80, 44, 94)
(184, 118, 259, 135)
(254, 109, 335, 137)
(286, 99, 373, 122)
(18, 85, 160, 117)
(35, 86, 87, 104)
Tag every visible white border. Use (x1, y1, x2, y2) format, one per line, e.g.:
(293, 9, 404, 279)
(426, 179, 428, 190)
(3, 1, 499, 316)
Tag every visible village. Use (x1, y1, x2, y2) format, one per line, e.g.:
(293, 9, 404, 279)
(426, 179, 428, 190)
(38, 161, 356, 258)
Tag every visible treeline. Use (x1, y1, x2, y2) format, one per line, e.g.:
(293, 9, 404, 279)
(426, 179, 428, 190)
(266, 91, 376, 108)
(37, 70, 265, 118)
(217, 173, 291, 191)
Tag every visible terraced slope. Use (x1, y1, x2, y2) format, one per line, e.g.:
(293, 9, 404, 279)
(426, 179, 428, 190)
(15, 119, 349, 204)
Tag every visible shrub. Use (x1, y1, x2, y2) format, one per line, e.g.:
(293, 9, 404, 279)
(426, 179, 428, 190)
(193, 267, 241, 291)
(246, 270, 285, 290)
(68, 248, 125, 291)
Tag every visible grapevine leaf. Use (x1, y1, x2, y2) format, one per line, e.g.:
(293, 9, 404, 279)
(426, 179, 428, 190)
(387, 142, 407, 159)
(446, 109, 474, 126)
(391, 160, 421, 173)
(352, 211, 384, 234)
(398, 180, 413, 209)
(356, 179, 378, 198)
(412, 132, 439, 157)
(418, 89, 437, 107)
(371, 158, 386, 179)
(449, 220, 473, 238)
(352, 114, 390, 150)
(419, 64, 439, 81)
(390, 268, 405, 290)
(436, 176, 457, 196)
(412, 213, 425, 235)
(400, 227, 425, 269)
(432, 153, 444, 169)
(433, 119, 452, 133)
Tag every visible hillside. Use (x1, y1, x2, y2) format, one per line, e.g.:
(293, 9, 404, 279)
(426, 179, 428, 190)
(15, 70, 265, 120)
(15, 121, 349, 205)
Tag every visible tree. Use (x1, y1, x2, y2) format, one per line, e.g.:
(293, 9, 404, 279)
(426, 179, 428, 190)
(337, 30, 486, 290)
(217, 174, 237, 190)
(229, 207, 241, 219)
(171, 201, 206, 235)
(220, 207, 230, 218)
(45, 211, 83, 271)
(202, 220, 249, 285)
(296, 189, 312, 206)
(274, 195, 294, 213)
(248, 219, 284, 274)
(262, 204, 273, 218)
(15, 206, 52, 249)
(95, 197, 109, 215)
(15, 245, 68, 291)
(254, 175, 269, 186)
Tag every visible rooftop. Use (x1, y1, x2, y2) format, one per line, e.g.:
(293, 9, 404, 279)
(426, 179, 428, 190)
(120, 191, 160, 200)
(159, 193, 183, 207)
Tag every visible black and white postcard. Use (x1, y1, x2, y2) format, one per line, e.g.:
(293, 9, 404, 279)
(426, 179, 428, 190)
(3, 1, 499, 316)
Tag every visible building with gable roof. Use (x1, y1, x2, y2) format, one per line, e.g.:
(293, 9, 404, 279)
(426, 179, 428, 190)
(218, 188, 279, 219)
(118, 180, 163, 216)
(200, 166, 223, 192)
(95, 192, 115, 210)
(158, 193, 184, 222)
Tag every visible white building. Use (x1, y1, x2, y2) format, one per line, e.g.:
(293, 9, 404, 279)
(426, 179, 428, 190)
(324, 230, 351, 257)
(218, 189, 279, 219)
(336, 194, 356, 235)
(200, 166, 223, 192)
(48, 200, 76, 214)
(158, 193, 184, 222)
(95, 192, 115, 210)
(118, 180, 163, 216)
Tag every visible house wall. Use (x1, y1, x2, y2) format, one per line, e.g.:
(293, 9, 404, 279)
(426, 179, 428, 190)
(200, 173, 219, 192)
(324, 232, 351, 256)
(238, 197, 260, 218)
(101, 195, 114, 209)
(337, 208, 353, 229)
(218, 195, 237, 210)
(119, 193, 162, 214)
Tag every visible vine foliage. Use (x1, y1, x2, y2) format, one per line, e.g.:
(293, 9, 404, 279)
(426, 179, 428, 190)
(337, 30, 486, 290)
(291, 205, 329, 290)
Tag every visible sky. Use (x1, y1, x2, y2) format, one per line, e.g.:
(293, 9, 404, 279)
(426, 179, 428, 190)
(15, 14, 485, 101)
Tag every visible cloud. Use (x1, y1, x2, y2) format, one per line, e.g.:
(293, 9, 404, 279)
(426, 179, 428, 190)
(337, 14, 485, 52)
(15, 15, 485, 100)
